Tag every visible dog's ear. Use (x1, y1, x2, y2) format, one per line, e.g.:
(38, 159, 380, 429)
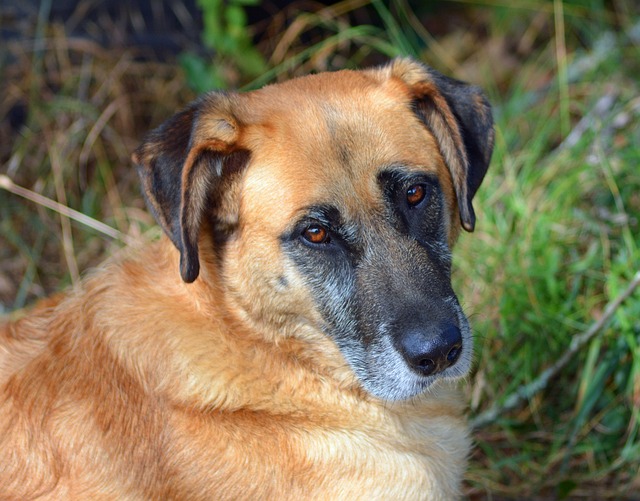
(385, 58, 495, 232)
(132, 93, 248, 283)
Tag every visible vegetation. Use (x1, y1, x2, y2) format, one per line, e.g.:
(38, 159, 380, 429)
(1, 0, 638, 498)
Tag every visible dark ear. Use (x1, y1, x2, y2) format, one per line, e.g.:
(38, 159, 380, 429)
(386, 58, 494, 232)
(132, 92, 248, 283)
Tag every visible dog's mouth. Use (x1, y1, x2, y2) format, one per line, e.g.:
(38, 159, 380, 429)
(334, 309, 473, 402)
(361, 332, 471, 401)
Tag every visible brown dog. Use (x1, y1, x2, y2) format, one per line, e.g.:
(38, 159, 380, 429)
(0, 58, 493, 500)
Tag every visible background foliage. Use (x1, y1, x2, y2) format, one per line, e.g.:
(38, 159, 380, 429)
(1, 0, 639, 498)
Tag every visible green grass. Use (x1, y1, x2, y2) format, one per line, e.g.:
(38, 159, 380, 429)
(1, 0, 639, 497)
(452, 8, 640, 497)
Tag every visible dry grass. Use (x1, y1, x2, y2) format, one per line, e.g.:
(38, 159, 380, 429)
(1, 15, 194, 307)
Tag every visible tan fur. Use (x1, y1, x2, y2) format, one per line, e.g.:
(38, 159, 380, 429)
(0, 60, 481, 500)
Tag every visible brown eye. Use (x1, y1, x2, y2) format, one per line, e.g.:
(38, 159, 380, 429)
(302, 224, 330, 245)
(406, 184, 426, 207)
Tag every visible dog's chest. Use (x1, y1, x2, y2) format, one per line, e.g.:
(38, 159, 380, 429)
(161, 400, 468, 500)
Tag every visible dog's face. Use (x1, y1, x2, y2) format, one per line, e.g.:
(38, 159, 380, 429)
(133, 59, 494, 401)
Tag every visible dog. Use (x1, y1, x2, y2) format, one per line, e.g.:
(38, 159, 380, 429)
(0, 58, 493, 500)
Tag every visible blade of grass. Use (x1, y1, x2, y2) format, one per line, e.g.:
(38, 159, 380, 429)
(48, 140, 80, 285)
(0, 175, 137, 247)
(554, 0, 570, 138)
(370, 0, 417, 57)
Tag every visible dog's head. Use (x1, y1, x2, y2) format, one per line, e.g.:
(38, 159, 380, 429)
(133, 58, 494, 401)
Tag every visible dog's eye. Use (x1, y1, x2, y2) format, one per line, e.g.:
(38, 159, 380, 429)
(406, 184, 427, 207)
(302, 224, 331, 245)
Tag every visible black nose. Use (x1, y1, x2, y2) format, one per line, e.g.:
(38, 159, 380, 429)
(398, 323, 462, 377)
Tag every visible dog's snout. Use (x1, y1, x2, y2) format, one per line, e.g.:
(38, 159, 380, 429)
(398, 323, 462, 377)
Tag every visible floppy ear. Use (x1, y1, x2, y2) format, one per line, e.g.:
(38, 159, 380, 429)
(387, 58, 495, 232)
(132, 92, 248, 283)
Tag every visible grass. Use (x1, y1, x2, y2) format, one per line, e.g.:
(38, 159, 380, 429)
(454, 6, 640, 497)
(1, 0, 639, 498)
